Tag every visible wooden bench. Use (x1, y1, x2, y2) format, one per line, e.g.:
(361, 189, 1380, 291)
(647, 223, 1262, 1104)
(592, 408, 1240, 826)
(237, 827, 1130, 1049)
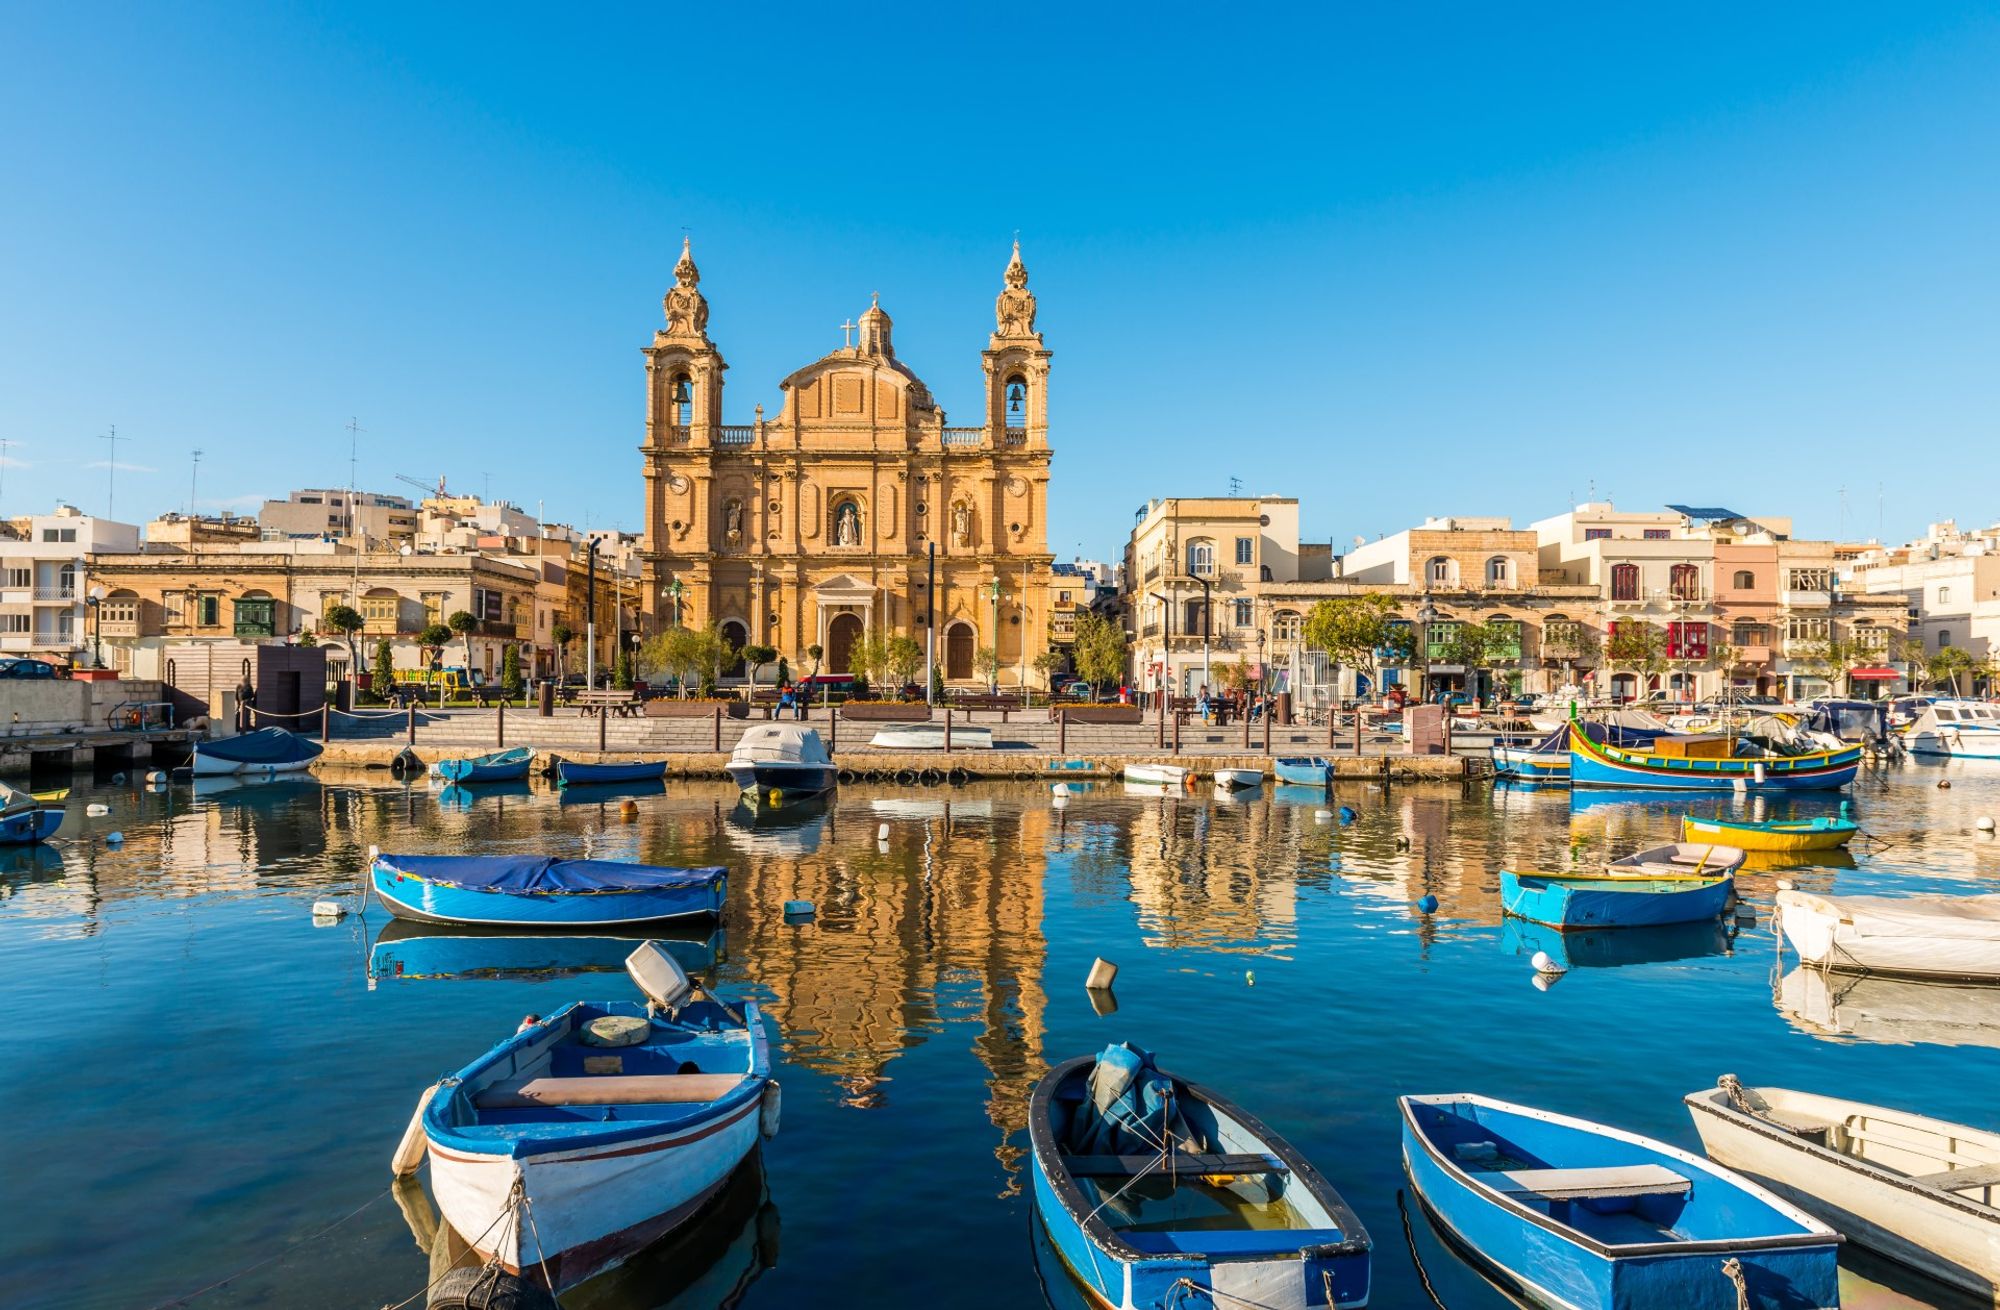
(575, 689, 641, 718)
(1910, 1162, 2000, 1192)
(1471, 1164, 1690, 1202)
(951, 693, 1022, 720)
(472, 1073, 745, 1108)
(1065, 1152, 1289, 1178)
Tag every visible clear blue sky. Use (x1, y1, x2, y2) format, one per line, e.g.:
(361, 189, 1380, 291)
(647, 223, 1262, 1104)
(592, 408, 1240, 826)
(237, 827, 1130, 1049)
(3, 5, 1996, 561)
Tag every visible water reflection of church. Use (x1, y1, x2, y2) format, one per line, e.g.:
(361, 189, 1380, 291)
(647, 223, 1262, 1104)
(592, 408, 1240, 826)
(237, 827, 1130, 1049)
(640, 241, 1056, 687)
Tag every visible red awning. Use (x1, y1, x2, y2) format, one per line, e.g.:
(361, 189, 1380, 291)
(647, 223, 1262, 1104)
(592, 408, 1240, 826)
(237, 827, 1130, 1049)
(1848, 666, 1901, 681)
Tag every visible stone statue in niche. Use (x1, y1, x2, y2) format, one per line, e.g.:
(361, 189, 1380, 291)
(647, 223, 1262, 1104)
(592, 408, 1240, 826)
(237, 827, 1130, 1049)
(833, 500, 862, 547)
(951, 502, 971, 548)
(724, 499, 743, 543)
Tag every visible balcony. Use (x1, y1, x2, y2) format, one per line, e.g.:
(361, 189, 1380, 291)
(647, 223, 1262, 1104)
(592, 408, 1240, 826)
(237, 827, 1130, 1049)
(942, 427, 984, 448)
(99, 619, 142, 638)
(33, 586, 76, 602)
(33, 631, 75, 648)
(1782, 589, 1832, 608)
(716, 425, 755, 446)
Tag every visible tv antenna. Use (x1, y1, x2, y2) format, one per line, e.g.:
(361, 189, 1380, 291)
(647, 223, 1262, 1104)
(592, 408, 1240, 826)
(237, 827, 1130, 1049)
(98, 425, 123, 519)
(189, 448, 203, 516)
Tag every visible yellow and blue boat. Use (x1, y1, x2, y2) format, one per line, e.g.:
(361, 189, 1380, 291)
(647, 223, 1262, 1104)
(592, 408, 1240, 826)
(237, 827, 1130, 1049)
(1568, 724, 1859, 792)
(1680, 807, 1857, 853)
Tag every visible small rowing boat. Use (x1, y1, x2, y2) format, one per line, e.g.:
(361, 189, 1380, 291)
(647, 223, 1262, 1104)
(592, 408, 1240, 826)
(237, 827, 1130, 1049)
(1687, 1077, 2000, 1300)
(1501, 842, 1744, 930)
(1031, 1044, 1371, 1309)
(1123, 763, 1190, 788)
(414, 943, 778, 1292)
(867, 723, 994, 750)
(554, 758, 669, 787)
(1402, 1093, 1840, 1310)
(1681, 808, 1856, 853)
(1779, 888, 2000, 981)
(1272, 757, 1333, 787)
(0, 781, 61, 844)
(432, 747, 536, 784)
(1213, 767, 1262, 790)
(370, 851, 727, 928)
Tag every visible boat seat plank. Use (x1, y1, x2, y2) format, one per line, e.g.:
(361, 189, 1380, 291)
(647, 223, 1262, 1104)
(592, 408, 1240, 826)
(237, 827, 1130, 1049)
(1908, 1162, 2000, 1192)
(472, 1073, 744, 1108)
(1064, 1151, 1289, 1178)
(1472, 1164, 1691, 1201)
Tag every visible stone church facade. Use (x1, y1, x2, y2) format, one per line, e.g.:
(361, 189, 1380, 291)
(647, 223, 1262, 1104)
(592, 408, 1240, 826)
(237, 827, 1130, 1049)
(640, 240, 1054, 686)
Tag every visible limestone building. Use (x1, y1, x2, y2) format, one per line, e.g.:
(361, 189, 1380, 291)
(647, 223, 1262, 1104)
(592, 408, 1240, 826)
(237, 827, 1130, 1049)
(640, 241, 1054, 687)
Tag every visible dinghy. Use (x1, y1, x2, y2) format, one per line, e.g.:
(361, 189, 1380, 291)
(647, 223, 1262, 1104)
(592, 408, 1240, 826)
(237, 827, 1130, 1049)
(1681, 810, 1856, 853)
(554, 758, 669, 787)
(0, 782, 61, 844)
(1031, 1044, 1371, 1309)
(867, 723, 994, 750)
(1401, 1093, 1839, 1310)
(1122, 763, 1190, 788)
(190, 727, 323, 777)
(1779, 888, 2000, 981)
(1687, 1077, 2000, 1300)
(1212, 767, 1262, 790)
(726, 724, 835, 802)
(417, 942, 778, 1292)
(371, 851, 726, 928)
(432, 747, 536, 784)
(1273, 757, 1333, 787)
(1501, 843, 1743, 930)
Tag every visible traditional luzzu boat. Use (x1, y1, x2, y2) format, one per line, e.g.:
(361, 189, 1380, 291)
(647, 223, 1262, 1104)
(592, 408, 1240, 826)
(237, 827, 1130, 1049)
(1030, 1044, 1371, 1310)
(411, 943, 779, 1293)
(190, 726, 323, 777)
(1272, 757, 1333, 787)
(1567, 724, 1861, 792)
(1680, 806, 1857, 853)
(432, 747, 536, 784)
(1400, 1093, 1840, 1310)
(370, 850, 727, 928)
(1687, 1077, 2000, 1301)
(1778, 888, 2000, 981)
(1501, 842, 1744, 930)
(553, 758, 669, 787)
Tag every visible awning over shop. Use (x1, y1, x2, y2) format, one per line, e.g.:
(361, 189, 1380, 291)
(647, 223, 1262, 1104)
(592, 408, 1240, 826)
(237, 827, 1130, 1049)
(1848, 666, 1902, 681)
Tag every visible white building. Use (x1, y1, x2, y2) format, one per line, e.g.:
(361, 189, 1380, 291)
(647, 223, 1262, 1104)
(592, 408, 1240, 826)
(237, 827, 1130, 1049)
(1847, 520, 2000, 664)
(0, 505, 143, 664)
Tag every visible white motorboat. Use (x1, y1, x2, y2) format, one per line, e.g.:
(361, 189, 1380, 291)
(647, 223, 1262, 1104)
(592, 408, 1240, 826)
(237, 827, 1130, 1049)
(1779, 888, 2000, 981)
(1122, 762, 1190, 788)
(725, 724, 836, 801)
(866, 723, 994, 751)
(1688, 1078, 2000, 1300)
(1212, 767, 1262, 790)
(1905, 698, 2000, 759)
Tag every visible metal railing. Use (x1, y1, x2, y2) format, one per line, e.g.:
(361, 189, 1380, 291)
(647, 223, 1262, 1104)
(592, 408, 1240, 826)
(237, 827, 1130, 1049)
(33, 586, 75, 602)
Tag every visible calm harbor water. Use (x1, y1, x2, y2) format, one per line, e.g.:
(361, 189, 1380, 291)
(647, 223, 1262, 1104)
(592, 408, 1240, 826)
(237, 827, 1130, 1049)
(7, 760, 2000, 1309)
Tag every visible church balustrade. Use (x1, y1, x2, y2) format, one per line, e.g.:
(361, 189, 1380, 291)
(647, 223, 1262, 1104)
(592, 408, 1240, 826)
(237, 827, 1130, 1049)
(1003, 428, 1027, 446)
(717, 425, 756, 445)
(942, 427, 985, 448)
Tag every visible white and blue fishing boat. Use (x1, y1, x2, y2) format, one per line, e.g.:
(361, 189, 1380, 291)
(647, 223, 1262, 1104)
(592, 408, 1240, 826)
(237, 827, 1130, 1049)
(415, 943, 779, 1292)
(725, 724, 836, 802)
(190, 727, 323, 777)
(370, 851, 726, 928)
(1030, 1044, 1371, 1309)
(1401, 1093, 1841, 1310)
(1273, 757, 1334, 787)
(1568, 724, 1860, 792)
(1501, 842, 1744, 930)
(0, 783, 62, 844)
(554, 757, 669, 787)
(1492, 726, 1573, 785)
(432, 746, 536, 784)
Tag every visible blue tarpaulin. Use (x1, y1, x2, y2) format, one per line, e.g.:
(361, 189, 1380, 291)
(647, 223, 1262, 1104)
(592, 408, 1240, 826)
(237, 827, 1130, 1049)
(199, 728, 321, 765)
(376, 854, 726, 894)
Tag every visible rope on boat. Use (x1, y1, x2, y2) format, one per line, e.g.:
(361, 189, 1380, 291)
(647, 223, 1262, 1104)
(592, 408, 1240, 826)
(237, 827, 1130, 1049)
(143, 1186, 392, 1308)
(1395, 1187, 1451, 1309)
(377, 1177, 556, 1310)
(1721, 1256, 1749, 1310)
(1718, 1073, 1756, 1115)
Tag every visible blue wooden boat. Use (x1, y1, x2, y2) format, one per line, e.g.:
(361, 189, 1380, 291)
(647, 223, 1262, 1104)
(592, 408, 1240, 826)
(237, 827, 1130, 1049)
(555, 757, 670, 787)
(431, 746, 536, 784)
(368, 920, 721, 983)
(1031, 1044, 1371, 1309)
(1400, 1093, 1840, 1310)
(0, 804, 62, 845)
(191, 727, 323, 776)
(1502, 841, 1743, 929)
(1273, 757, 1334, 787)
(1569, 724, 1859, 792)
(371, 851, 726, 927)
(417, 943, 778, 1291)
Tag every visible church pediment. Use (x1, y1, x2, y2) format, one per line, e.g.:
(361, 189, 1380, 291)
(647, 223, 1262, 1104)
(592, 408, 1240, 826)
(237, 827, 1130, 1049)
(779, 355, 935, 425)
(811, 573, 876, 594)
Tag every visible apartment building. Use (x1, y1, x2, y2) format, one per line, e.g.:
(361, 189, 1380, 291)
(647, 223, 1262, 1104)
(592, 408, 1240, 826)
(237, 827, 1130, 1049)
(0, 506, 143, 665)
(258, 488, 418, 544)
(1847, 520, 2000, 669)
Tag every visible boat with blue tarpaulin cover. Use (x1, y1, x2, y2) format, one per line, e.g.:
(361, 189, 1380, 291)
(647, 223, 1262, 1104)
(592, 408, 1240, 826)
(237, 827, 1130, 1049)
(191, 727, 323, 777)
(370, 852, 726, 927)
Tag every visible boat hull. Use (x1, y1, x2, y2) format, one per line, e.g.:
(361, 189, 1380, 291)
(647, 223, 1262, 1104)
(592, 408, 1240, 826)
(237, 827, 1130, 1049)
(1122, 764, 1189, 787)
(1501, 871, 1733, 930)
(190, 751, 317, 777)
(0, 807, 62, 844)
(433, 750, 535, 784)
(1401, 1096, 1839, 1310)
(1492, 747, 1569, 783)
(1779, 889, 2000, 981)
(370, 863, 725, 928)
(1681, 814, 1855, 852)
(725, 763, 835, 799)
(1213, 768, 1262, 789)
(866, 725, 994, 750)
(1687, 1087, 2000, 1301)
(1568, 726, 1859, 792)
(555, 759, 668, 786)
(1273, 759, 1333, 787)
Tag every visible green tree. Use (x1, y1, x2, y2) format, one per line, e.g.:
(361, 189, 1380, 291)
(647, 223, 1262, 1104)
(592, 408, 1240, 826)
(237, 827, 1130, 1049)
(740, 643, 778, 696)
(883, 635, 923, 693)
(974, 644, 1001, 692)
(695, 620, 729, 696)
(1071, 611, 1129, 693)
(551, 622, 575, 680)
(776, 655, 791, 687)
(324, 603, 364, 671)
(930, 660, 947, 702)
(1214, 655, 1254, 695)
(1436, 621, 1502, 703)
(848, 630, 890, 692)
(1896, 637, 1934, 691)
(1790, 635, 1858, 698)
(297, 629, 316, 648)
(418, 622, 453, 667)
(614, 646, 634, 689)
(1930, 645, 1979, 696)
(638, 625, 705, 696)
(1301, 593, 1400, 693)
(447, 610, 479, 670)
(1606, 621, 1668, 681)
(1540, 621, 1601, 681)
(1032, 648, 1063, 697)
(371, 637, 396, 701)
(500, 643, 523, 699)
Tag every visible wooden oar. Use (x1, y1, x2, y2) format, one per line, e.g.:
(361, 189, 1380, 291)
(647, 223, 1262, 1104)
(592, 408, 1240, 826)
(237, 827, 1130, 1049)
(1692, 845, 1714, 877)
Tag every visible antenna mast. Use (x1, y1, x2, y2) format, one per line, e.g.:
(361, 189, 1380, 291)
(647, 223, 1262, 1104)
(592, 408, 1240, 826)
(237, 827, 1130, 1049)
(98, 425, 123, 519)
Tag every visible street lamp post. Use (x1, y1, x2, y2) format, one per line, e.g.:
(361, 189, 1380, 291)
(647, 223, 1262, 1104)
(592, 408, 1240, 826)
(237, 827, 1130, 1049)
(987, 578, 1004, 693)
(86, 584, 106, 669)
(1197, 576, 1212, 693)
(1255, 628, 1267, 711)
(1415, 592, 1438, 703)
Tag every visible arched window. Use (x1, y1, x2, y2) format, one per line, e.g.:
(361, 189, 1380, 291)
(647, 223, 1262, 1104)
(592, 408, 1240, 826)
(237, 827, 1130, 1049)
(57, 563, 76, 596)
(1186, 539, 1215, 577)
(1610, 563, 1639, 601)
(1485, 556, 1512, 587)
(1426, 556, 1458, 586)
(1272, 609, 1302, 641)
(1733, 570, 1755, 589)
(1669, 563, 1700, 601)
(1004, 375, 1028, 427)
(673, 374, 693, 427)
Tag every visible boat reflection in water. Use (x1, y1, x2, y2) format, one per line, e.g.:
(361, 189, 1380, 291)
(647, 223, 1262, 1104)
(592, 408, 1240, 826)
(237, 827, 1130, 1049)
(367, 919, 722, 985)
(435, 780, 535, 811)
(724, 794, 829, 856)
(420, 1151, 779, 1310)
(1503, 917, 1734, 971)
(1777, 966, 2000, 1051)
(557, 779, 668, 807)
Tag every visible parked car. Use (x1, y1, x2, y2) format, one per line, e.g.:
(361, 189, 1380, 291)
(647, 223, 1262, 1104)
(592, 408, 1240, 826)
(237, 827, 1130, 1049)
(0, 659, 61, 680)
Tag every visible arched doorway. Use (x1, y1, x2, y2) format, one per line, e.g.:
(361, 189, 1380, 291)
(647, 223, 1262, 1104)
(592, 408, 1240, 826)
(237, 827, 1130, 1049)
(946, 623, 974, 680)
(826, 613, 862, 675)
(720, 620, 747, 677)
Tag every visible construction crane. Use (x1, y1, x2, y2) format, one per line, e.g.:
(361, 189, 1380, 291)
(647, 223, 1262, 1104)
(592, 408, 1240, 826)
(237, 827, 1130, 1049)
(395, 473, 449, 501)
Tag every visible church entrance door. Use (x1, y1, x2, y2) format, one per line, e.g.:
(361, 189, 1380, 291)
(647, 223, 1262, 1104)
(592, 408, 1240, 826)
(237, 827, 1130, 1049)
(826, 613, 863, 675)
(946, 623, 974, 681)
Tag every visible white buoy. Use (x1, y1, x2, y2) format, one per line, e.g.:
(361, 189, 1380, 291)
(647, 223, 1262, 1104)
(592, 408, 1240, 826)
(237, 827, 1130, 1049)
(1052, 783, 1068, 796)
(1245, 970, 1255, 986)
(1530, 950, 1567, 977)
(1979, 817, 1996, 832)
(312, 900, 346, 920)
(1052, 793, 1070, 808)
(86, 803, 109, 817)
(877, 823, 890, 841)
(1085, 957, 1118, 990)
(1775, 878, 1795, 892)
(1314, 809, 1333, 823)
(391, 1084, 440, 1176)
(104, 831, 124, 845)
